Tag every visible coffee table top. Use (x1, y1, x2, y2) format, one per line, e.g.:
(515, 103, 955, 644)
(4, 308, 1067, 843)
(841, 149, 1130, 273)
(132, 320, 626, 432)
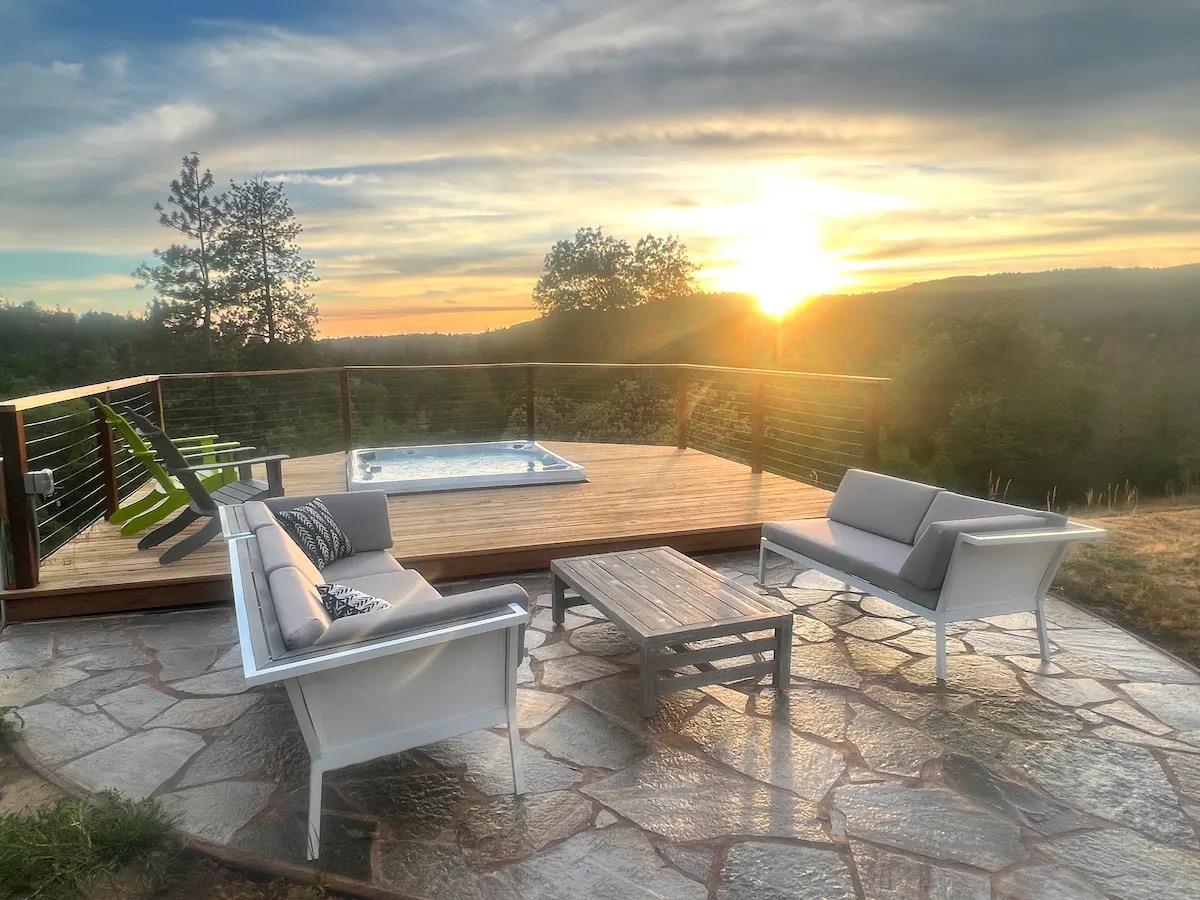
(551, 546, 789, 646)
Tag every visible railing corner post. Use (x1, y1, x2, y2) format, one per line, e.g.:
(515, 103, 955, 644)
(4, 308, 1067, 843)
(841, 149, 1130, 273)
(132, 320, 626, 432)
(525, 366, 536, 442)
(750, 373, 765, 474)
(0, 408, 39, 589)
(675, 368, 689, 450)
(862, 381, 884, 470)
(339, 368, 354, 452)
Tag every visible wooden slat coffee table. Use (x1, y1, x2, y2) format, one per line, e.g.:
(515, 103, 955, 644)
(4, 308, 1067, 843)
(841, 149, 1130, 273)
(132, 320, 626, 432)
(550, 546, 792, 716)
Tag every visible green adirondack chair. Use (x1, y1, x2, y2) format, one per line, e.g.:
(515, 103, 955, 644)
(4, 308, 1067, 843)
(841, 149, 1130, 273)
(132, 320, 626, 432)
(96, 401, 249, 535)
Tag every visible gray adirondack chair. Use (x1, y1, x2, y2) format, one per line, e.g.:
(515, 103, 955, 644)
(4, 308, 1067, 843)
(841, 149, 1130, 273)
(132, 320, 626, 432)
(117, 405, 288, 564)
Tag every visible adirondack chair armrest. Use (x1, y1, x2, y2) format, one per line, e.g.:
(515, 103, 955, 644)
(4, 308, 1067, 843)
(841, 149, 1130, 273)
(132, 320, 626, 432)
(171, 434, 222, 445)
(178, 445, 257, 461)
(184, 453, 288, 496)
(181, 453, 289, 473)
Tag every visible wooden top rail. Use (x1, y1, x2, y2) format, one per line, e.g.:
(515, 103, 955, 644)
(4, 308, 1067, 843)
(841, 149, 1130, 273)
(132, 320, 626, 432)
(162, 363, 890, 384)
(4, 364, 890, 412)
(0, 375, 161, 414)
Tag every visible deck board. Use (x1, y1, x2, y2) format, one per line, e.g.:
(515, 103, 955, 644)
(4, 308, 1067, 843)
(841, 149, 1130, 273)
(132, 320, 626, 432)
(3, 442, 831, 620)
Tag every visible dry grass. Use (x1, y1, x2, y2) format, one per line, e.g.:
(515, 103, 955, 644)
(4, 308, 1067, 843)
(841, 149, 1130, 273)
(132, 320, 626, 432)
(1056, 503, 1200, 667)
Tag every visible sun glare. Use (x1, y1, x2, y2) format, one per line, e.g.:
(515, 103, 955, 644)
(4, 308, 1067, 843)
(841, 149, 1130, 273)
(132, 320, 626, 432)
(728, 218, 842, 317)
(688, 178, 848, 318)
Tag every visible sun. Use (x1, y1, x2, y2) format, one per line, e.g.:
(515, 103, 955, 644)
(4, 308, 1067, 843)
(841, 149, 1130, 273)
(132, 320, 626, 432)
(727, 218, 843, 317)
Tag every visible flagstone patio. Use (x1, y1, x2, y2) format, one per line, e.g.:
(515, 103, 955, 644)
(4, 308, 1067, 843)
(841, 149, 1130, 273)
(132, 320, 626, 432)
(2, 551, 1199, 899)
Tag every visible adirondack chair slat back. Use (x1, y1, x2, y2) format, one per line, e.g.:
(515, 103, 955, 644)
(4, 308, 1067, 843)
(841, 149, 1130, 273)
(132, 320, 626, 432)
(117, 405, 220, 517)
(95, 400, 176, 492)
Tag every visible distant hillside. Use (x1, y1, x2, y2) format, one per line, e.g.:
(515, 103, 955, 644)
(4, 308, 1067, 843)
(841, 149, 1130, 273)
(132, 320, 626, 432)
(321, 261, 1200, 374)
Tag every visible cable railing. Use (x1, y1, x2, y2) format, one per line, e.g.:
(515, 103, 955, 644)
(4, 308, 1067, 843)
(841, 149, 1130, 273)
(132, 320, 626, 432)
(0, 364, 886, 589)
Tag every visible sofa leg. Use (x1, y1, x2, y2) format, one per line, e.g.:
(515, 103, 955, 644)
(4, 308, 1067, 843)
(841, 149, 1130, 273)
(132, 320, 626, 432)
(757, 544, 768, 585)
(1034, 599, 1051, 662)
(306, 763, 323, 860)
(935, 622, 948, 682)
(506, 625, 524, 795)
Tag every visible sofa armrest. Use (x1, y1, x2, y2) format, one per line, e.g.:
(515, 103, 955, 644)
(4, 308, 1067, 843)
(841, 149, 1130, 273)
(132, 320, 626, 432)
(264, 490, 392, 552)
(312, 582, 529, 649)
(957, 521, 1105, 547)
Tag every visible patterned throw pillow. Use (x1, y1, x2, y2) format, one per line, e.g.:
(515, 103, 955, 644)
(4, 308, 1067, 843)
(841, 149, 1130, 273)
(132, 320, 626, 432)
(274, 498, 354, 570)
(317, 583, 391, 620)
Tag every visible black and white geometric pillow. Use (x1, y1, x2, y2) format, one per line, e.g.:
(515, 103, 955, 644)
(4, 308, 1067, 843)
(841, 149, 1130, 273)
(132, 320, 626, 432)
(275, 498, 354, 570)
(317, 583, 391, 620)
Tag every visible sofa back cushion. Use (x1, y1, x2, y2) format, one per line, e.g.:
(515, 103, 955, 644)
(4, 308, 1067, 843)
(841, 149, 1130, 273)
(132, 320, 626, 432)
(899, 514, 1049, 591)
(257, 524, 323, 585)
(827, 469, 940, 544)
(267, 566, 331, 650)
(916, 492, 1066, 542)
(265, 492, 393, 553)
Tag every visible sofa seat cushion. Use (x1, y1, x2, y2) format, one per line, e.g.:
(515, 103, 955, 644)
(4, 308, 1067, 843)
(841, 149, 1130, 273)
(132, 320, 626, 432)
(827, 469, 940, 544)
(916, 492, 1067, 541)
(321, 551, 404, 583)
(267, 566, 332, 650)
(763, 518, 940, 609)
(317, 583, 391, 620)
(339, 571, 443, 609)
(900, 514, 1051, 590)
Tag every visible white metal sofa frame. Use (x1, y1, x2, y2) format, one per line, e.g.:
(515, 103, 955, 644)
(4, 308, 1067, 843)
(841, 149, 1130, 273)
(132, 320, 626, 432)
(759, 478, 1104, 682)
(222, 512, 527, 860)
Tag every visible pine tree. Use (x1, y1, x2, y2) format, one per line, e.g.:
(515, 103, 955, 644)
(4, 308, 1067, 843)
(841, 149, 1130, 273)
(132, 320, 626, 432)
(133, 153, 228, 347)
(223, 178, 319, 344)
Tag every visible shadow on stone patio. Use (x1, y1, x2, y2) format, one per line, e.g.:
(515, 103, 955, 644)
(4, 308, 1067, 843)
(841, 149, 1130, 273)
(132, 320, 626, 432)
(2, 552, 1199, 899)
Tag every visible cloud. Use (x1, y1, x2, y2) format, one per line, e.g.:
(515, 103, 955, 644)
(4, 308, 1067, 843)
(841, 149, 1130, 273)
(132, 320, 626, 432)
(1, 0, 1198, 333)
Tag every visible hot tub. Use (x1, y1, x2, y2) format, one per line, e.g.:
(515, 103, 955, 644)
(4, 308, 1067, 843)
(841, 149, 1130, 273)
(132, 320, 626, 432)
(346, 441, 587, 494)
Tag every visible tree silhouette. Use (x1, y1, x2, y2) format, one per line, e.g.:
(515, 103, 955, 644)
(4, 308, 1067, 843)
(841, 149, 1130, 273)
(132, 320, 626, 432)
(533, 226, 696, 314)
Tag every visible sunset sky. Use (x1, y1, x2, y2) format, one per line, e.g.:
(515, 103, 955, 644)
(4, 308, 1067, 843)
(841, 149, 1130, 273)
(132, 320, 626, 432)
(1, 1, 1198, 336)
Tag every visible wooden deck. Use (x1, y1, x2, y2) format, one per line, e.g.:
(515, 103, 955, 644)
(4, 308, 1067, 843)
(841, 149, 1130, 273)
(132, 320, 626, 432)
(2, 442, 831, 621)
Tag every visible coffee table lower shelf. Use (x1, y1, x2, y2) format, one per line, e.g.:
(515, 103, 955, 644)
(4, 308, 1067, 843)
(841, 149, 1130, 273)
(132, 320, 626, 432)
(550, 546, 792, 717)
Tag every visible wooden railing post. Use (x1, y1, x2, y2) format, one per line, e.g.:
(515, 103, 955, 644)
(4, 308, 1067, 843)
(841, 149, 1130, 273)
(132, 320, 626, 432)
(862, 381, 884, 470)
(93, 391, 120, 518)
(525, 366, 536, 441)
(749, 374, 765, 473)
(0, 409, 39, 588)
(339, 368, 354, 451)
(152, 377, 167, 429)
(675, 368, 689, 450)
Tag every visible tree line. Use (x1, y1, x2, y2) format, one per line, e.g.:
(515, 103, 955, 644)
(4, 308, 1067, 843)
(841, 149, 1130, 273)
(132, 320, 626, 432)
(134, 153, 319, 352)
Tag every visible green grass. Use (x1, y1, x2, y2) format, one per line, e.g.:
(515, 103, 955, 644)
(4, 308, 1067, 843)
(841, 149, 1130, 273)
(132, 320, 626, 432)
(0, 791, 176, 899)
(0, 707, 22, 744)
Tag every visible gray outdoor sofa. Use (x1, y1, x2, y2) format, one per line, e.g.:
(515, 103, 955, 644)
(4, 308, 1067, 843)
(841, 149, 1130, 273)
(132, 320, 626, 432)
(759, 469, 1104, 682)
(219, 491, 529, 859)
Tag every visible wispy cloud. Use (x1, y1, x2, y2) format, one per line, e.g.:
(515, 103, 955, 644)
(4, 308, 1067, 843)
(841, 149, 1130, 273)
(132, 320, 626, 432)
(1, 0, 1198, 334)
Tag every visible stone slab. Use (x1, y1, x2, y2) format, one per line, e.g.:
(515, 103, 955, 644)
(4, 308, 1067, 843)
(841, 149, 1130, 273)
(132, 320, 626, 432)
(525, 702, 646, 769)
(59, 728, 204, 798)
(679, 702, 844, 800)
(582, 748, 826, 842)
(483, 826, 706, 899)
(146, 695, 260, 730)
(18, 701, 127, 766)
(157, 781, 275, 843)
(832, 783, 1025, 871)
(717, 841, 855, 900)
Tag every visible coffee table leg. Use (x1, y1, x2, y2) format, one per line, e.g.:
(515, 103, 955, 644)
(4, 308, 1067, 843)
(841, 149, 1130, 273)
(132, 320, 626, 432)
(551, 575, 567, 625)
(640, 647, 657, 718)
(774, 619, 792, 691)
